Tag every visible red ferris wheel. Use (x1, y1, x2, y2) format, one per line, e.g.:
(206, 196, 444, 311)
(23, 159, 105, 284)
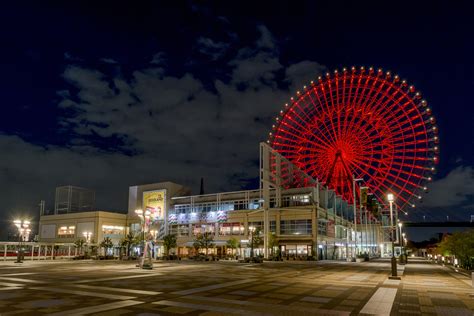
(269, 66, 439, 211)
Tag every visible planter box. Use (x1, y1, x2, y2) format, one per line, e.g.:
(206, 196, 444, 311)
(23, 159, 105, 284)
(356, 258, 364, 263)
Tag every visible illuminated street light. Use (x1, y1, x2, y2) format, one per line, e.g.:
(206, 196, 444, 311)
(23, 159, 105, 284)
(353, 177, 364, 257)
(387, 194, 398, 278)
(135, 209, 153, 269)
(13, 219, 31, 263)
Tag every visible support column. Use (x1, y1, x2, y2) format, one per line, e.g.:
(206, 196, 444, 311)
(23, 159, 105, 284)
(68, 245, 71, 258)
(3, 244, 6, 261)
(276, 211, 281, 236)
(244, 214, 249, 236)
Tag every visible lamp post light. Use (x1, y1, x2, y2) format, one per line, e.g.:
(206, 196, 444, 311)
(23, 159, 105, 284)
(387, 194, 398, 278)
(352, 177, 364, 257)
(83, 232, 92, 257)
(402, 232, 407, 264)
(249, 226, 256, 258)
(398, 222, 404, 264)
(14, 219, 31, 263)
(135, 209, 153, 269)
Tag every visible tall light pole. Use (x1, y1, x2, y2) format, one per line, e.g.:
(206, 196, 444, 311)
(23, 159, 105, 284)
(352, 177, 364, 257)
(83, 232, 92, 257)
(14, 219, 31, 263)
(387, 194, 398, 278)
(135, 209, 152, 269)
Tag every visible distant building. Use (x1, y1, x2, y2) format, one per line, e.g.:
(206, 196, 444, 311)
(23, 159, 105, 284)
(39, 211, 127, 246)
(54, 186, 95, 214)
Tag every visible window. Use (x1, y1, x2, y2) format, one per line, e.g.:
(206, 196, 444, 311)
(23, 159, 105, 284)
(318, 220, 327, 236)
(219, 223, 244, 236)
(192, 224, 214, 236)
(102, 225, 125, 236)
(177, 225, 189, 237)
(169, 225, 178, 235)
(248, 221, 263, 232)
(130, 223, 141, 234)
(280, 220, 312, 235)
(58, 225, 75, 238)
(270, 221, 276, 233)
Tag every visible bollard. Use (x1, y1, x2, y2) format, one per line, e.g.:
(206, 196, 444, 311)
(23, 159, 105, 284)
(472, 272, 474, 288)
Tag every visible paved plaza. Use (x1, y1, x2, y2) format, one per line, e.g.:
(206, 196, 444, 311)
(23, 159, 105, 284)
(0, 259, 473, 315)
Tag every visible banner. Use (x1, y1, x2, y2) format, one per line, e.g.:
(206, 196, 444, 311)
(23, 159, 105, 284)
(143, 190, 166, 221)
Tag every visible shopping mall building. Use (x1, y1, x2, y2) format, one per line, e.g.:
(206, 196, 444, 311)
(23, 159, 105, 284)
(37, 143, 383, 260)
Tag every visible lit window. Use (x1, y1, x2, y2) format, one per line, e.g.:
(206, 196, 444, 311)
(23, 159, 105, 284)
(58, 225, 75, 238)
(102, 225, 125, 235)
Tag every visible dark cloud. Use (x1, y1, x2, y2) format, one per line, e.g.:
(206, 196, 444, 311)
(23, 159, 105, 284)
(196, 37, 230, 60)
(150, 52, 166, 65)
(100, 58, 118, 64)
(0, 26, 325, 225)
(423, 166, 474, 208)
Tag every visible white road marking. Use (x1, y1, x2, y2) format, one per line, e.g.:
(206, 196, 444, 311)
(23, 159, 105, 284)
(153, 300, 269, 315)
(0, 286, 23, 291)
(359, 287, 397, 315)
(172, 279, 256, 295)
(0, 281, 25, 287)
(48, 299, 143, 316)
(0, 276, 43, 283)
(73, 273, 160, 283)
(70, 284, 162, 295)
(29, 286, 136, 300)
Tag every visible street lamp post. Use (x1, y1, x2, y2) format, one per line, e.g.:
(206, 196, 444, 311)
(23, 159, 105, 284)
(135, 209, 152, 269)
(401, 232, 406, 264)
(13, 219, 31, 263)
(387, 194, 398, 278)
(352, 177, 364, 257)
(83, 232, 92, 257)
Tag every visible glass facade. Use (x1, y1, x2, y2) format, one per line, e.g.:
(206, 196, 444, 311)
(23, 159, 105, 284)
(280, 220, 311, 235)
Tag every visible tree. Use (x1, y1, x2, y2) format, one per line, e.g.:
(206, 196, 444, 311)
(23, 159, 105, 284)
(226, 237, 239, 257)
(163, 234, 177, 257)
(74, 239, 85, 256)
(194, 232, 214, 255)
(121, 232, 138, 257)
(438, 230, 474, 269)
(100, 237, 114, 256)
(250, 228, 264, 257)
(268, 232, 278, 257)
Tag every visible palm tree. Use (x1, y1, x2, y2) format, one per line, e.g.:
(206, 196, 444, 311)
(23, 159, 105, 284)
(194, 232, 214, 255)
(74, 239, 85, 256)
(121, 232, 138, 257)
(226, 237, 239, 257)
(100, 237, 114, 257)
(163, 234, 177, 257)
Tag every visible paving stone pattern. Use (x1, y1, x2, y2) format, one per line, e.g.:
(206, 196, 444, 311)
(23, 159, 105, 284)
(0, 259, 472, 315)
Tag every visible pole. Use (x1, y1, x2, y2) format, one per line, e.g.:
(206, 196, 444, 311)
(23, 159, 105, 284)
(352, 176, 357, 256)
(389, 200, 397, 277)
(364, 208, 369, 255)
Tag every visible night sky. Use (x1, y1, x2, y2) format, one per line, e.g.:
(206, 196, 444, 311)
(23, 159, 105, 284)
(1, 1, 473, 240)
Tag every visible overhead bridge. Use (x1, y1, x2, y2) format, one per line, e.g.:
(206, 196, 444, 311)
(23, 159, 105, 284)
(403, 221, 474, 228)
